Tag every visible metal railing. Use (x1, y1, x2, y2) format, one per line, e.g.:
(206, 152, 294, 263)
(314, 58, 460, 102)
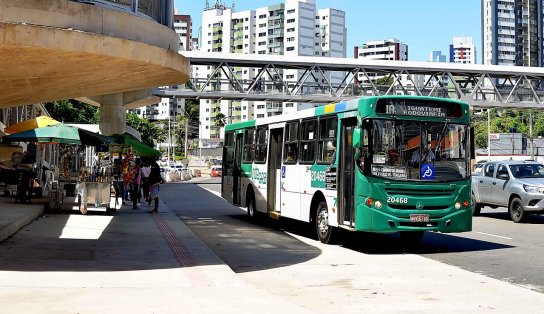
(71, 0, 173, 27)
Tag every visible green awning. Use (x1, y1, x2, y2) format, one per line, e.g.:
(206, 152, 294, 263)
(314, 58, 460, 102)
(111, 133, 160, 157)
(2, 123, 113, 146)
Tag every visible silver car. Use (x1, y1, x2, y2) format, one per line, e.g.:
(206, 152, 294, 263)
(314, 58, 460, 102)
(472, 160, 544, 222)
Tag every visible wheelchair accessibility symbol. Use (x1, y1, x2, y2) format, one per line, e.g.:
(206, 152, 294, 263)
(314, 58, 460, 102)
(421, 163, 435, 179)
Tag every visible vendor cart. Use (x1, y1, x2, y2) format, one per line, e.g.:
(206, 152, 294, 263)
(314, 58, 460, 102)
(76, 162, 114, 214)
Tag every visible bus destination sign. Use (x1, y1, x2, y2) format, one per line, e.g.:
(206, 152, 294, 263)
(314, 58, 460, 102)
(376, 99, 461, 118)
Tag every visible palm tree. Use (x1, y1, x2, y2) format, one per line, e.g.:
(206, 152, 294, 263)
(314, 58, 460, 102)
(175, 100, 199, 157)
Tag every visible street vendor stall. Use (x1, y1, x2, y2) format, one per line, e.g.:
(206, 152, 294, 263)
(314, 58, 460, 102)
(2, 123, 113, 213)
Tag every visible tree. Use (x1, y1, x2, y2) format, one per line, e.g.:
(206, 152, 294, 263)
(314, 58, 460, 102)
(471, 108, 544, 149)
(173, 100, 199, 156)
(126, 112, 166, 147)
(374, 76, 395, 86)
(214, 113, 227, 128)
(44, 99, 99, 124)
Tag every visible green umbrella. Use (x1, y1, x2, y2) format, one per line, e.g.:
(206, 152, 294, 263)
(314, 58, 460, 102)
(2, 123, 112, 146)
(111, 133, 160, 157)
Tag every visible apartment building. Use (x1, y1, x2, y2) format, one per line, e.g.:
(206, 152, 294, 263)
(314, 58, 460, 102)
(353, 38, 408, 84)
(174, 14, 192, 52)
(196, 0, 346, 139)
(450, 36, 476, 64)
(482, 0, 542, 66)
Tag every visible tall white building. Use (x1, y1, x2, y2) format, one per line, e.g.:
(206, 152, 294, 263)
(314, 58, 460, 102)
(482, 0, 542, 66)
(195, 0, 346, 139)
(450, 36, 476, 64)
(132, 97, 184, 122)
(354, 38, 408, 84)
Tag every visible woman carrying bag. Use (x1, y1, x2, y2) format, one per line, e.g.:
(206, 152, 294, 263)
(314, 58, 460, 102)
(148, 161, 164, 213)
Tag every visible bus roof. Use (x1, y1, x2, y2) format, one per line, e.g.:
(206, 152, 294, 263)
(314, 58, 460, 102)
(224, 96, 469, 132)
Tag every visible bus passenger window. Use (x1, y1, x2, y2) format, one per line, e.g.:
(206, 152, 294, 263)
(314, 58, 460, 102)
(243, 129, 255, 162)
(254, 127, 267, 163)
(300, 119, 317, 163)
(317, 116, 338, 164)
(283, 121, 299, 163)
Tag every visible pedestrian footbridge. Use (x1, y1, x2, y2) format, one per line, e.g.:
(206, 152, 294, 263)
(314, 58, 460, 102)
(156, 51, 544, 109)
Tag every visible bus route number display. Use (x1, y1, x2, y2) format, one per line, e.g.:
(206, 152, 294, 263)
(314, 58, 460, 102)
(375, 98, 462, 118)
(371, 165, 407, 179)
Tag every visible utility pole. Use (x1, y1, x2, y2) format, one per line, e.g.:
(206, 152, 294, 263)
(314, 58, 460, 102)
(530, 110, 534, 159)
(184, 118, 189, 159)
(487, 109, 491, 158)
(167, 114, 171, 163)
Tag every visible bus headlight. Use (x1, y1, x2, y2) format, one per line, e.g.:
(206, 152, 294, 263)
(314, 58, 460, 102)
(374, 200, 383, 209)
(454, 202, 461, 209)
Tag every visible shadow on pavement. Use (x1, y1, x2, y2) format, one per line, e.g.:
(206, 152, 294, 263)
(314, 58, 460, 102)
(0, 205, 188, 272)
(162, 182, 322, 274)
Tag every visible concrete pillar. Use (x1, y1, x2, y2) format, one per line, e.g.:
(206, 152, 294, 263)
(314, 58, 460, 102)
(99, 93, 126, 136)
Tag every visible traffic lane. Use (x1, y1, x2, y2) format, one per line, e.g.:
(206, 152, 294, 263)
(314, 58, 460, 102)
(169, 180, 543, 293)
(161, 181, 321, 273)
(172, 180, 544, 312)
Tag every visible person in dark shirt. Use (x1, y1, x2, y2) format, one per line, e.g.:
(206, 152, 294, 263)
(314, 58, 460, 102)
(147, 161, 164, 213)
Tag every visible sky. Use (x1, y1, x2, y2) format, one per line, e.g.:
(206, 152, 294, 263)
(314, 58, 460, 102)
(174, 0, 482, 62)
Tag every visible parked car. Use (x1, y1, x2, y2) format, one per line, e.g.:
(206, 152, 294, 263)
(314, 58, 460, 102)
(210, 165, 222, 177)
(473, 160, 486, 175)
(472, 160, 544, 222)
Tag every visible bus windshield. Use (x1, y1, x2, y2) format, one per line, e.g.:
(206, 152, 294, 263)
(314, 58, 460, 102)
(370, 119, 470, 182)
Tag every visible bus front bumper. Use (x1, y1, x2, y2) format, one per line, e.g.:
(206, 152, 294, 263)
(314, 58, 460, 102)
(354, 204, 472, 234)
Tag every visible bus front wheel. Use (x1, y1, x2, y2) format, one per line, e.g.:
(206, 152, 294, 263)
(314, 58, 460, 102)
(316, 201, 334, 244)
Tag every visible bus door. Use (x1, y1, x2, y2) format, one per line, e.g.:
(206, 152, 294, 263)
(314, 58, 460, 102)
(222, 132, 234, 203)
(338, 118, 357, 227)
(233, 133, 244, 205)
(267, 127, 283, 213)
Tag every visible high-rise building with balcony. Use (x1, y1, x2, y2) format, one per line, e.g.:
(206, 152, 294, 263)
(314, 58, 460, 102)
(450, 36, 476, 64)
(195, 0, 346, 139)
(482, 0, 542, 66)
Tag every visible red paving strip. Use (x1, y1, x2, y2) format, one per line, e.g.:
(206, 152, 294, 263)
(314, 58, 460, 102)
(152, 212, 209, 287)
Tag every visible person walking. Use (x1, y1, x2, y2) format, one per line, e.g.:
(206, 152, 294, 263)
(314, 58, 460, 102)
(131, 158, 142, 210)
(140, 161, 151, 206)
(148, 161, 163, 213)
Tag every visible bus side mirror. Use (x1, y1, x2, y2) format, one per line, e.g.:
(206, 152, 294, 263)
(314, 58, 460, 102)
(353, 127, 361, 148)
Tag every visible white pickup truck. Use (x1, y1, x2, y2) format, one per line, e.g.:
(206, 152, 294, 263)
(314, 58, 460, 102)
(472, 160, 544, 222)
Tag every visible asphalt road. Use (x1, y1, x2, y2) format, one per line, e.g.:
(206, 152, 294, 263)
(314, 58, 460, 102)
(162, 178, 544, 294)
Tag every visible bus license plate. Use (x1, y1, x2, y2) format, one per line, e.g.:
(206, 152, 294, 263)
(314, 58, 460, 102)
(409, 214, 429, 222)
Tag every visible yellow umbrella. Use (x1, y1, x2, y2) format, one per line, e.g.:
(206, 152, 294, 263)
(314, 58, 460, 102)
(4, 116, 60, 134)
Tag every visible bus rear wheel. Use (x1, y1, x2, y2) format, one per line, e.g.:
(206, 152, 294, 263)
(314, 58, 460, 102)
(316, 201, 334, 244)
(247, 193, 257, 221)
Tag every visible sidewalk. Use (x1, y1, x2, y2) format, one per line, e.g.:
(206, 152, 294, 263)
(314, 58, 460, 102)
(0, 189, 313, 314)
(0, 195, 46, 243)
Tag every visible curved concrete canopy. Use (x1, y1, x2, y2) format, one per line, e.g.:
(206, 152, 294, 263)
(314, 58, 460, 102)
(0, 22, 189, 108)
(0, 0, 189, 109)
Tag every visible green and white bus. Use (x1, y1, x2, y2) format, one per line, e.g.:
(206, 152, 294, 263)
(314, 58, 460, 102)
(221, 96, 472, 243)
